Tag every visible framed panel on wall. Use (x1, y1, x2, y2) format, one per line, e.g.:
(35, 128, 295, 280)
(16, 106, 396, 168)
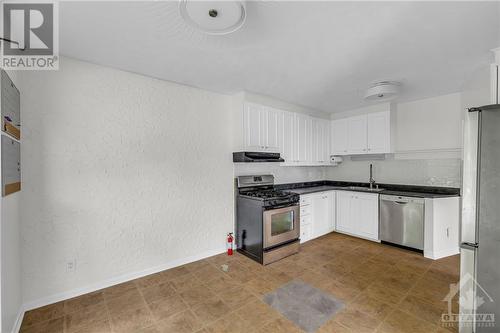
(0, 69, 21, 140)
(2, 135, 21, 196)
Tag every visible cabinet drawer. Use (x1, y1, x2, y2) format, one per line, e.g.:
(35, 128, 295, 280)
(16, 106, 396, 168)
(300, 215, 311, 225)
(300, 196, 312, 206)
(300, 223, 312, 243)
(300, 205, 312, 216)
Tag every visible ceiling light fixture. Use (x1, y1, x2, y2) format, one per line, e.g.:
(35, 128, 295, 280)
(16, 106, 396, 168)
(179, 0, 246, 35)
(364, 81, 402, 102)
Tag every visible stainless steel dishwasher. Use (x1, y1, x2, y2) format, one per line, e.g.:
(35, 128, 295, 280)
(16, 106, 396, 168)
(379, 195, 424, 250)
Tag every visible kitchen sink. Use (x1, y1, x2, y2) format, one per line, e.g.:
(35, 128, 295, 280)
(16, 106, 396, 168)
(346, 186, 385, 192)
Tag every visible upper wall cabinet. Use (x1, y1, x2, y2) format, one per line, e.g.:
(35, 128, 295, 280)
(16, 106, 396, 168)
(312, 118, 330, 163)
(267, 107, 281, 151)
(367, 111, 391, 153)
(280, 111, 296, 163)
(331, 110, 392, 156)
(243, 103, 280, 152)
(241, 102, 331, 166)
(295, 113, 311, 163)
(331, 118, 348, 155)
(347, 115, 368, 154)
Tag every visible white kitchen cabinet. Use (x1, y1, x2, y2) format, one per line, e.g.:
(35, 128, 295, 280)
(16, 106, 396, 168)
(243, 103, 280, 152)
(355, 193, 379, 240)
(243, 103, 263, 150)
(335, 191, 352, 232)
(331, 109, 392, 156)
(281, 111, 296, 163)
(311, 191, 335, 237)
(320, 119, 330, 163)
(300, 223, 312, 243)
(331, 118, 348, 155)
(423, 196, 460, 259)
(266, 107, 281, 152)
(336, 191, 379, 241)
(242, 102, 330, 166)
(295, 113, 311, 163)
(367, 111, 391, 153)
(347, 115, 368, 154)
(300, 194, 313, 244)
(309, 118, 331, 165)
(299, 191, 335, 243)
(311, 118, 320, 163)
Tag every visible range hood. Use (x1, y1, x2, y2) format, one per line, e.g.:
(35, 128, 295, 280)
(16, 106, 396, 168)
(233, 151, 284, 163)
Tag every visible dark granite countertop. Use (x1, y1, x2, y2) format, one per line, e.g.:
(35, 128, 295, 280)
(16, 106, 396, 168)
(274, 180, 460, 198)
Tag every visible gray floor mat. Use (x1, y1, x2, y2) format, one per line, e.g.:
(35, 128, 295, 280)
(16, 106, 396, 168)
(263, 279, 345, 332)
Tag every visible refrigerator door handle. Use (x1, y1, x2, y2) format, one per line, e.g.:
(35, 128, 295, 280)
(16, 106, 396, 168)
(460, 242, 479, 250)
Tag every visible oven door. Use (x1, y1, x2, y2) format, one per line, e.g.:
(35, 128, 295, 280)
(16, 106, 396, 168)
(263, 204, 300, 249)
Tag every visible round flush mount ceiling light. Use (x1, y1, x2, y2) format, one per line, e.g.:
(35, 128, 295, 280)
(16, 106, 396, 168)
(179, 0, 246, 35)
(364, 81, 402, 102)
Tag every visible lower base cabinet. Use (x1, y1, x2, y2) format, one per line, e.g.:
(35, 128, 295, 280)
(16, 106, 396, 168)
(299, 191, 335, 243)
(423, 196, 460, 259)
(300, 223, 312, 243)
(335, 191, 379, 241)
(311, 191, 335, 238)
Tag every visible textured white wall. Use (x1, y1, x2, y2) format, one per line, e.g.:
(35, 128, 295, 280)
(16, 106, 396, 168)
(19, 57, 234, 303)
(1, 192, 21, 333)
(396, 93, 463, 152)
(1, 69, 22, 333)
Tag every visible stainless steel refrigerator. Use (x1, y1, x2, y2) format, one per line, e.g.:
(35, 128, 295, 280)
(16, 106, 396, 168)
(460, 104, 500, 333)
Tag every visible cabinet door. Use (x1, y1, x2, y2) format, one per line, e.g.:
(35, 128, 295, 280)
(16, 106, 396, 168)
(305, 117, 313, 162)
(311, 118, 323, 164)
(331, 119, 349, 155)
(313, 119, 329, 164)
(312, 192, 333, 237)
(336, 191, 353, 233)
(353, 193, 379, 240)
(367, 111, 390, 153)
(322, 120, 330, 163)
(243, 103, 263, 150)
(281, 111, 296, 163)
(296, 114, 311, 162)
(348, 115, 368, 154)
(300, 223, 312, 244)
(266, 107, 281, 151)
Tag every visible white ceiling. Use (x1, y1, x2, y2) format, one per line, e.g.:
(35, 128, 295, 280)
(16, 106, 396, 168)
(60, 1, 500, 113)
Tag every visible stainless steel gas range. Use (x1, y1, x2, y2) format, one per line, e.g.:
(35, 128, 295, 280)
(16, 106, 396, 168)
(236, 175, 300, 265)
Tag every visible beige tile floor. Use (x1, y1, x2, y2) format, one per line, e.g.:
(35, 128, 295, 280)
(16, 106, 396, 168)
(20, 232, 460, 333)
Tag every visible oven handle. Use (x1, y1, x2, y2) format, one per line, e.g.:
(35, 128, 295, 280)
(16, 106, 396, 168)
(265, 203, 299, 210)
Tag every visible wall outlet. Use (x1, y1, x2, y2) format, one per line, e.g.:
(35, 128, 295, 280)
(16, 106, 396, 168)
(66, 259, 76, 273)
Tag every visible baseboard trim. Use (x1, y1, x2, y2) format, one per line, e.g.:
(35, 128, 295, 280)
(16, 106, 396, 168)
(333, 229, 380, 243)
(424, 247, 460, 260)
(11, 306, 25, 333)
(21, 247, 226, 314)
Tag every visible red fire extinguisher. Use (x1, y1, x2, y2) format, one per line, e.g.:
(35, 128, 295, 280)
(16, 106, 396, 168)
(227, 233, 234, 256)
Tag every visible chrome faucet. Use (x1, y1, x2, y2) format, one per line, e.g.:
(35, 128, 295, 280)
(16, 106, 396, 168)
(369, 164, 376, 189)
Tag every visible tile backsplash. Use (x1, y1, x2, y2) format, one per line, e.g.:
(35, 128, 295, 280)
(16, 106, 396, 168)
(233, 163, 328, 184)
(325, 157, 462, 188)
(234, 158, 462, 188)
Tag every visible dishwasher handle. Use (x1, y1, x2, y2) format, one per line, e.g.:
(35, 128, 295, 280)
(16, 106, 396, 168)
(380, 194, 424, 205)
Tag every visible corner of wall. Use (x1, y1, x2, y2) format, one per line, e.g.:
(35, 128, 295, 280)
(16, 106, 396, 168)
(0, 70, 23, 333)
(242, 91, 330, 119)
